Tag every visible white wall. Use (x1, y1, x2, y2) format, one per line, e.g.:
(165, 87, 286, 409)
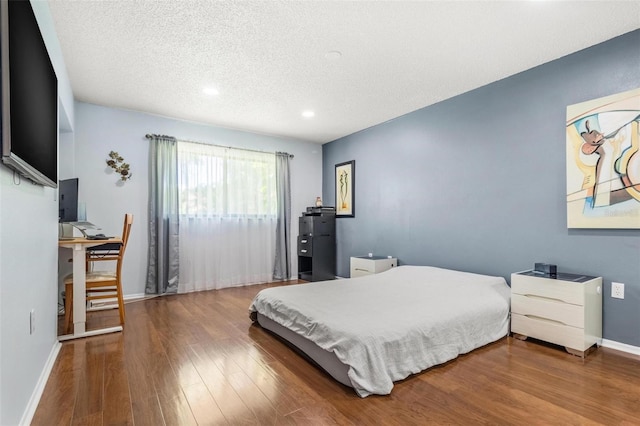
(58, 131, 75, 180)
(0, 171, 59, 424)
(0, 2, 74, 424)
(73, 102, 323, 297)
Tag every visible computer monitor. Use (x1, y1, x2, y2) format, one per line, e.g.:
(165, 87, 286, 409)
(58, 178, 78, 223)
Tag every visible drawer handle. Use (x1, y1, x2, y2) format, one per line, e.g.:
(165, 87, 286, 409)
(300, 249, 307, 253)
(524, 314, 567, 326)
(301, 239, 307, 243)
(355, 268, 370, 272)
(524, 294, 569, 304)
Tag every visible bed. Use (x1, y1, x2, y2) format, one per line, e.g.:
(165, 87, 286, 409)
(249, 265, 511, 397)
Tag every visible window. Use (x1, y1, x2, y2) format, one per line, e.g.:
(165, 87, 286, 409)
(177, 141, 276, 217)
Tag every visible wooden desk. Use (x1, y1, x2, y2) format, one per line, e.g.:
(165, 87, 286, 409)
(58, 237, 123, 340)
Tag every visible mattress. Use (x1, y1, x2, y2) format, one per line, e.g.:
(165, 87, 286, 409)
(256, 313, 352, 387)
(249, 265, 511, 397)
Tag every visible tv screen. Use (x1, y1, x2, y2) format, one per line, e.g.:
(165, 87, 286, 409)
(58, 178, 78, 222)
(1, 0, 58, 188)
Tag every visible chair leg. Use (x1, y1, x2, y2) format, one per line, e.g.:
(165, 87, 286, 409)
(116, 279, 125, 326)
(64, 283, 73, 334)
(65, 279, 126, 334)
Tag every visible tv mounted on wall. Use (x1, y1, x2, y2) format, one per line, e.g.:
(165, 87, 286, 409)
(1, 0, 58, 188)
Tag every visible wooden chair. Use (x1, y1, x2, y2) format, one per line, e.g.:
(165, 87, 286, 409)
(64, 214, 133, 334)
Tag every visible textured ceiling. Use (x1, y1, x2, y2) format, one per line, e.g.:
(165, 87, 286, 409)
(47, 1, 640, 144)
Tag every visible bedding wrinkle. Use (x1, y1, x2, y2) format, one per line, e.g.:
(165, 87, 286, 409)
(249, 265, 511, 397)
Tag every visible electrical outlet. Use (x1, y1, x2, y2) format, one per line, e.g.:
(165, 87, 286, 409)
(30, 309, 36, 334)
(611, 282, 625, 299)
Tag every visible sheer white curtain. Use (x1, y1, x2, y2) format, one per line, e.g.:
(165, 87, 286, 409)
(177, 141, 277, 292)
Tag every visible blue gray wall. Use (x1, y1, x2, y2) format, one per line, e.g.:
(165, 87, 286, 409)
(322, 30, 640, 347)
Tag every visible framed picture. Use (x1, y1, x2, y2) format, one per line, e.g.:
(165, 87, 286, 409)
(566, 87, 640, 228)
(335, 160, 355, 217)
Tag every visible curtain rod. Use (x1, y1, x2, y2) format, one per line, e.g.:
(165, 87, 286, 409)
(145, 134, 294, 158)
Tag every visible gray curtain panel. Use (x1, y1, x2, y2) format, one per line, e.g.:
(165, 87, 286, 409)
(145, 134, 179, 294)
(273, 152, 292, 280)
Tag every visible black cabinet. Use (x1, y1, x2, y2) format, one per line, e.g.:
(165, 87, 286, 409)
(297, 213, 335, 281)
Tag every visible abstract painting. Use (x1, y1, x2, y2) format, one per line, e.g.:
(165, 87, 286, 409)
(335, 160, 355, 217)
(566, 88, 640, 228)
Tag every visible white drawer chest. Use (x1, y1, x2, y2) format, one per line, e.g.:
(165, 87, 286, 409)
(350, 256, 397, 278)
(510, 271, 602, 357)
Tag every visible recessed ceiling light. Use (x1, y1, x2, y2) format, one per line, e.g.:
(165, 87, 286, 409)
(302, 110, 315, 118)
(325, 50, 342, 60)
(203, 87, 219, 96)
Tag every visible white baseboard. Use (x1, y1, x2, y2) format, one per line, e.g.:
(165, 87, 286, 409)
(87, 293, 150, 309)
(20, 341, 62, 426)
(125, 293, 146, 301)
(601, 339, 640, 356)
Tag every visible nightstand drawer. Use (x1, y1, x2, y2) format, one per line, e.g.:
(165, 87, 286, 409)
(511, 294, 584, 328)
(511, 276, 585, 306)
(511, 313, 586, 351)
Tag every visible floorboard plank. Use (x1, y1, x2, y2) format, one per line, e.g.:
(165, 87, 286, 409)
(156, 391, 198, 426)
(131, 395, 166, 426)
(187, 342, 259, 425)
(70, 339, 105, 424)
(103, 339, 134, 425)
(182, 382, 228, 425)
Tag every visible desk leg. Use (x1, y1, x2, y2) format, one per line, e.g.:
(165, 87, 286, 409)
(72, 245, 86, 335)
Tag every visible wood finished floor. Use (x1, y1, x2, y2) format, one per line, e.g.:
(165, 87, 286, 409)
(35, 280, 640, 425)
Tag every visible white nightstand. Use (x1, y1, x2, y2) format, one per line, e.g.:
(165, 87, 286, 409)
(350, 256, 397, 278)
(510, 271, 602, 357)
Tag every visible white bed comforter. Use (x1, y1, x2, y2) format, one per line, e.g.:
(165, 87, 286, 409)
(249, 265, 511, 397)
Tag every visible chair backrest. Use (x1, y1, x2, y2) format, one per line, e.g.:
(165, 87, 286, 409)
(87, 214, 133, 274)
(116, 213, 133, 276)
(119, 213, 133, 256)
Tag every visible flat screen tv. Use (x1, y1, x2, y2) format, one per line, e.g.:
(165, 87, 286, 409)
(1, 0, 58, 188)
